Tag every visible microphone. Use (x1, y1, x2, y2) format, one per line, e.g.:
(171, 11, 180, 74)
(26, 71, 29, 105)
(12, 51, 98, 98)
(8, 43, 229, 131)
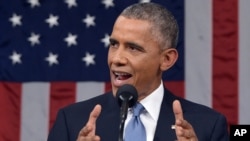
(116, 84, 138, 141)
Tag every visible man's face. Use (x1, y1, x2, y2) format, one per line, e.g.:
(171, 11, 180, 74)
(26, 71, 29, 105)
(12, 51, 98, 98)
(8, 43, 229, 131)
(108, 16, 164, 100)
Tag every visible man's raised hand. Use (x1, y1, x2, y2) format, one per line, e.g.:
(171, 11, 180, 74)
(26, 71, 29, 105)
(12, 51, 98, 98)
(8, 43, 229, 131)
(77, 104, 102, 141)
(173, 100, 198, 141)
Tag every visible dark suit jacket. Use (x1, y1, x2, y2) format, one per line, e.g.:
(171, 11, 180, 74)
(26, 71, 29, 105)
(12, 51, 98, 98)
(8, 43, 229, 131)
(47, 88, 229, 141)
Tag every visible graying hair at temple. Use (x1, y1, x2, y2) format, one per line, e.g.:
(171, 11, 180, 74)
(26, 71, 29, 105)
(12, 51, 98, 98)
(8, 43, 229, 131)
(120, 2, 179, 49)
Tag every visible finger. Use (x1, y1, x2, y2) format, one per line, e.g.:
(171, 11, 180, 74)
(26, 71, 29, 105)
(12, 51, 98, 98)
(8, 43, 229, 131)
(173, 100, 183, 120)
(176, 119, 192, 129)
(79, 125, 93, 136)
(175, 120, 197, 140)
(182, 129, 194, 138)
(87, 104, 102, 126)
(175, 126, 195, 139)
(77, 135, 101, 141)
(78, 104, 102, 137)
(173, 100, 185, 140)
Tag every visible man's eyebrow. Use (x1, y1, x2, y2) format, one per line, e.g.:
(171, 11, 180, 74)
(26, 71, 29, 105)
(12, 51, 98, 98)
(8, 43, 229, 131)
(109, 38, 145, 52)
(109, 38, 118, 43)
(126, 42, 146, 52)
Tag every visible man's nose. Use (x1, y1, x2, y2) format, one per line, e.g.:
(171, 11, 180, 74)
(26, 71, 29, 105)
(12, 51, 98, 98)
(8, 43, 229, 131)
(112, 47, 127, 65)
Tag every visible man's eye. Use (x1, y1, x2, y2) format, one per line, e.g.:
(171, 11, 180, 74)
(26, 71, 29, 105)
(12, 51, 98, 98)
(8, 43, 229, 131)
(128, 45, 142, 52)
(126, 43, 144, 52)
(129, 46, 136, 50)
(109, 42, 118, 48)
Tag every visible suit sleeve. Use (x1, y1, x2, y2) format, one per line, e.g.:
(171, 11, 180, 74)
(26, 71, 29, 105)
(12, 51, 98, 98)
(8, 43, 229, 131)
(47, 109, 69, 141)
(211, 114, 230, 141)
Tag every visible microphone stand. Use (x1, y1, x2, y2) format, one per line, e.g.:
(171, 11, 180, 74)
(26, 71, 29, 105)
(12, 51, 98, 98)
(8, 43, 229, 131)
(118, 99, 129, 141)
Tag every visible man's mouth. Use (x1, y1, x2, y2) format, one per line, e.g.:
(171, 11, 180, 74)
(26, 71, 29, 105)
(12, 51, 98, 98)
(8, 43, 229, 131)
(113, 71, 132, 80)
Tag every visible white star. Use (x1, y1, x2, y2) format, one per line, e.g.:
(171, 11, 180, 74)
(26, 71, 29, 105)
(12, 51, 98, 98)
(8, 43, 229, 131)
(9, 51, 22, 65)
(27, 0, 40, 8)
(45, 14, 59, 28)
(82, 52, 95, 67)
(28, 32, 40, 46)
(139, 0, 151, 3)
(65, 0, 77, 8)
(102, 0, 114, 9)
(45, 52, 59, 66)
(64, 33, 77, 47)
(9, 13, 22, 27)
(101, 34, 110, 48)
(82, 14, 96, 28)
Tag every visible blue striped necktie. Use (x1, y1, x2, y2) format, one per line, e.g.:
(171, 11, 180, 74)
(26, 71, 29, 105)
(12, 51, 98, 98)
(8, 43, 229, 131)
(124, 102, 146, 141)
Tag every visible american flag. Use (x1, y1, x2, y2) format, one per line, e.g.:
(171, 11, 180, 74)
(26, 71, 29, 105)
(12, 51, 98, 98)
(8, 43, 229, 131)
(0, 0, 250, 141)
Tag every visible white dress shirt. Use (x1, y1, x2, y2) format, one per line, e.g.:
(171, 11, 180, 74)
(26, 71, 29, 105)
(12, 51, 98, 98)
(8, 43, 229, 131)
(124, 81, 164, 141)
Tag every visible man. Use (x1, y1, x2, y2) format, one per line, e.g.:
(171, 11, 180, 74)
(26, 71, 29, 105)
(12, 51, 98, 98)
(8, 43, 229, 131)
(48, 2, 229, 141)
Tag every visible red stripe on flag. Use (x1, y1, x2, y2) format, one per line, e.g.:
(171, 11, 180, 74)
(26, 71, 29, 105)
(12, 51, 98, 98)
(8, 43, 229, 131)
(104, 82, 112, 93)
(164, 81, 184, 98)
(49, 82, 76, 130)
(104, 81, 184, 98)
(0, 82, 21, 141)
(213, 0, 238, 125)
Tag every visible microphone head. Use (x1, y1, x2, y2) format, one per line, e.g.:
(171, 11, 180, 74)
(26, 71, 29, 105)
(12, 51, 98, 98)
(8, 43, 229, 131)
(116, 84, 138, 108)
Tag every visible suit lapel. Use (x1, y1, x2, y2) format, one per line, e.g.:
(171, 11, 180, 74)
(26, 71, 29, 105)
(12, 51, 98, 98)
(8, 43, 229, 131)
(153, 89, 178, 141)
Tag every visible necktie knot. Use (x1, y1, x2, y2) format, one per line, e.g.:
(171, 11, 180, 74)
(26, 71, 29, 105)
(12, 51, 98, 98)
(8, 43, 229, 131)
(133, 103, 144, 117)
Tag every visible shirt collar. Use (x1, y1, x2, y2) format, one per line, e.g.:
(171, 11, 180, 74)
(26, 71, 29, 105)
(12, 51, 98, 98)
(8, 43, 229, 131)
(140, 81, 164, 121)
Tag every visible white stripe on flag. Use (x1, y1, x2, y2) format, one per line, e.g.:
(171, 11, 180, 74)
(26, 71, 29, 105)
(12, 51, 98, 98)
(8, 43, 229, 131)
(185, 0, 213, 107)
(239, 0, 250, 124)
(76, 82, 105, 102)
(21, 83, 50, 141)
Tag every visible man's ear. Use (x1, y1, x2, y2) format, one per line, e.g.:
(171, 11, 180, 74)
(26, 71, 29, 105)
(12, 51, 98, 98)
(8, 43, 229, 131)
(160, 48, 178, 71)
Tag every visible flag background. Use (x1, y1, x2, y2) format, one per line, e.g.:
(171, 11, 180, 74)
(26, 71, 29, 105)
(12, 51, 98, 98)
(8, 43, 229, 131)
(0, 0, 250, 141)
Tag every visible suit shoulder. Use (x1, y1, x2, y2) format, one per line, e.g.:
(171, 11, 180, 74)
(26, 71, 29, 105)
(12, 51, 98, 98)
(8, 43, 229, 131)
(180, 98, 221, 115)
(165, 88, 225, 117)
(62, 92, 114, 113)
